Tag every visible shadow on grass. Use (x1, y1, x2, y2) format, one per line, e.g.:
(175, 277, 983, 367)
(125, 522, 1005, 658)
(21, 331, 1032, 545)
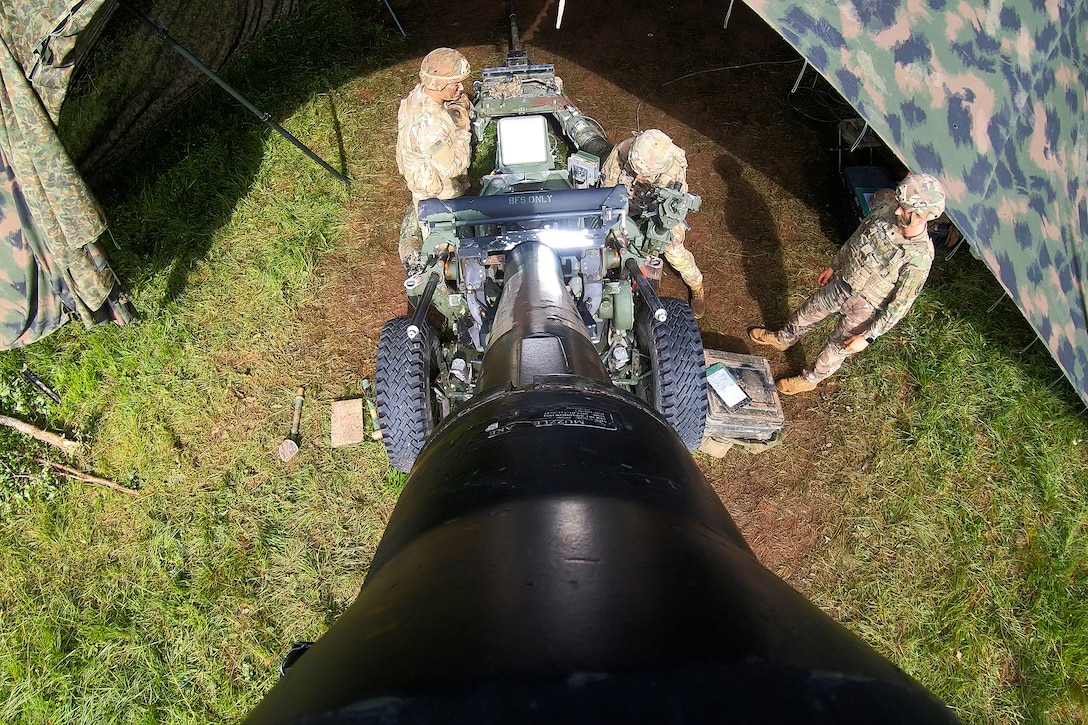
(51, 0, 1085, 410)
(62, 0, 856, 309)
(60, 1, 405, 306)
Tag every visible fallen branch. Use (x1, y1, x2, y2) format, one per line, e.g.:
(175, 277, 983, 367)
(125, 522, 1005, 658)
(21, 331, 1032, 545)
(36, 458, 138, 496)
(0, 414, 81, 455)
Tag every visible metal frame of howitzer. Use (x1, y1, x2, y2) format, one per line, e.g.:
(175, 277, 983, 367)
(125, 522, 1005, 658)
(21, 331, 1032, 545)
(375, 39, 708, 474)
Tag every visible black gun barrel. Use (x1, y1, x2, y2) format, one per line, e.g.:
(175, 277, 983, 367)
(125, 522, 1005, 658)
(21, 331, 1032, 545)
(508, 0, 522, 52)
(245, 233, 960, 725)
(246, 379, 958, 723)
(477, 242, 609, 392)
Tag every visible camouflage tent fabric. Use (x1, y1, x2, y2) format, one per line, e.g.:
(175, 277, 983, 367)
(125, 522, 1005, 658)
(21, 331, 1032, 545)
(60, 1, 298, 181)
(744, 0, 1088, 407)
(1, 0, 114, 348)
(0, 0, 295, 349)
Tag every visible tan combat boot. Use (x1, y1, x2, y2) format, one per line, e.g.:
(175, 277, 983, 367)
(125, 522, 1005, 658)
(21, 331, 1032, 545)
(775, 376, 817, 396)
(689, 283, 706, 319)
(748, 327, 790, 352)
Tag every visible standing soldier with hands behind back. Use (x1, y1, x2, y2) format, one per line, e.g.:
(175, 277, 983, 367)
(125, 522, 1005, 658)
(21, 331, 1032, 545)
(748, 172, 946, 395)
(396, 48, 474, 273)
(602, 129, 707, 318)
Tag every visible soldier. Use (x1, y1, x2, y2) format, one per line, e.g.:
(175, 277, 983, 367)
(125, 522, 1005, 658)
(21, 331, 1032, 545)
(396, 47, 474, 272)
(601, 129, 706, 318)
(748, 172, 946, 395)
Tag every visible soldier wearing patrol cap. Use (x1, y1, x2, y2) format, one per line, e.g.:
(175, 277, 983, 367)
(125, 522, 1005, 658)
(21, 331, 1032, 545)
(748, 172, 946, 395)
(396, 48, 475, 272)
(601, 129, 707, 318)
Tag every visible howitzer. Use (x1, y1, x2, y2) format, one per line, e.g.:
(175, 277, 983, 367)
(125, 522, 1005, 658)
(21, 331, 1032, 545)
(247, 6, 958, 720)
(375, 6, 708, 473)
(245, 238, 959, 724)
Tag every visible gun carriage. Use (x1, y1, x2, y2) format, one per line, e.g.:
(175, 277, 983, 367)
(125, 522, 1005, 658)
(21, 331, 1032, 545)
(377, 35, 707, 472)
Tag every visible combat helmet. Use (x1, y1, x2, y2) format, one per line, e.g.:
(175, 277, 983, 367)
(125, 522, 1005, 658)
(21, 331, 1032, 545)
(629, 129, 676, 176)
(420, 48, 471, 91)
(895, 173, 946, 221)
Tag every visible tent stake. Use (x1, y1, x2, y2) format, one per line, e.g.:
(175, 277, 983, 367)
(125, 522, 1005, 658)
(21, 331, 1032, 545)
(120, 2, 350, 185)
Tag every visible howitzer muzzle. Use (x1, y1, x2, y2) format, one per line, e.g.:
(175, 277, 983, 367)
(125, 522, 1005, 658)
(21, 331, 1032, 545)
(245, 377, 959, 724)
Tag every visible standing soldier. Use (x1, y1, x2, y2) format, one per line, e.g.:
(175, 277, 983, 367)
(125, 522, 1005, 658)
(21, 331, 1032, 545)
(396, 47, 474, 272)
(748, 172, 946, 395)
(601, 129, 706, 318)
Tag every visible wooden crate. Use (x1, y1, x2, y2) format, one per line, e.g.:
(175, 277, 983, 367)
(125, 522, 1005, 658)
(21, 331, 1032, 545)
(701, 349, 784, 444)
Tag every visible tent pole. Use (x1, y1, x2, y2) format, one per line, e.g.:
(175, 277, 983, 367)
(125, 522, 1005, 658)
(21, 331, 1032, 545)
(119, 2, 350, 185)
(382, 0, 407, 37)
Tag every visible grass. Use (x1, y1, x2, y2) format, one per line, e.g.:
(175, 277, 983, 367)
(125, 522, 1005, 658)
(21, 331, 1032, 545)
(813, 257, 1088, 724)
(2, 3, 404, 722)
(2, 1, 1088, 723)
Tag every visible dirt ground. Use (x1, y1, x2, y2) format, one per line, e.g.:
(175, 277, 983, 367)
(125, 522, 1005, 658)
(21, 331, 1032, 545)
(306, 0, 863, 590)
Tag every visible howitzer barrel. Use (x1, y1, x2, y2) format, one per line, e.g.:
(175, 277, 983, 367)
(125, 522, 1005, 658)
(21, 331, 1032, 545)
(478, 241, 610, 392)
(246, 374, 959, 723)
(245, 204, 959, 724)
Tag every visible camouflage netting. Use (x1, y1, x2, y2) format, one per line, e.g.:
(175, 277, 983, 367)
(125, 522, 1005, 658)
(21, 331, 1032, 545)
(0, 0, 295, 348)
(745, 0, 1088, 407)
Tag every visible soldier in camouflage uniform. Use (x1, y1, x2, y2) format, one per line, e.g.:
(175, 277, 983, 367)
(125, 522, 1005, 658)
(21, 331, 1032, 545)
(749, 173, 946, 395)
(601, 129, 706, 318)
(396, 48, 474, 272)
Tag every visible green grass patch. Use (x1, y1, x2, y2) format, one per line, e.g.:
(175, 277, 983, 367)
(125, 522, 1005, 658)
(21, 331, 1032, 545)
(814, 256, 1088, 725)
(1, 3, 401, 722)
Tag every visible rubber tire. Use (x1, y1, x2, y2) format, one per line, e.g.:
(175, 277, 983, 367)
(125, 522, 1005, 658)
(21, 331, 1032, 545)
(376, 317, 439, 473)
(635, 296, 708, 450)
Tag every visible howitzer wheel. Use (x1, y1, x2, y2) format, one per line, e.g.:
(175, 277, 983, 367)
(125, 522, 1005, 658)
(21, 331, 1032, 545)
(375, 317, 440, 473)
(635, 296, 708, 450)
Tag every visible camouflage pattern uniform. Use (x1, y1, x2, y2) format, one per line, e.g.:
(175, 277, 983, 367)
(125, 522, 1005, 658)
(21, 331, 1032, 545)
(774, 175, 943, 384)
(396, 48, 473, 271)
(602, 130, 703, 294)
